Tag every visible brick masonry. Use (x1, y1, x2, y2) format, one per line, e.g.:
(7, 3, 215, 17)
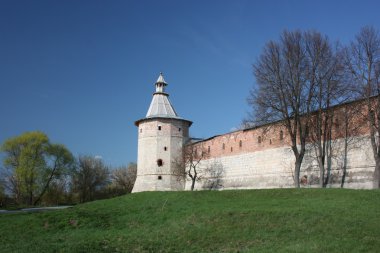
(132, 117, 191, 192)
(185, 136, 374, 190)
(185, 117, 375, 190)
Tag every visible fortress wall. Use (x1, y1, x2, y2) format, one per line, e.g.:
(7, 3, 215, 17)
(185, 133, 375, 190)
(184, 100, 376, 190)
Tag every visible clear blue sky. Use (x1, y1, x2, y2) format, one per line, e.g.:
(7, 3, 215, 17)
(1, 0, 380, 167)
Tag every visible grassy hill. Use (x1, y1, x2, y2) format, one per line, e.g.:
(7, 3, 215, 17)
(0, 189, 379, 252)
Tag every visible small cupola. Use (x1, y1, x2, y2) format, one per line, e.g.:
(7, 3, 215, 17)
(155, 72, 168, 93)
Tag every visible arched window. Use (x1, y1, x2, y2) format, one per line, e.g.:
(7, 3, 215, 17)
(280, 130, 283, 140)
(208, 146, 210, 153)
(164, 147, 167, 151)
(231, 147, 233, 152)
(239, 140, 242, 148)
(158, 126, 162, 131)
(222, 143, 225, 150)
(157, 159, 163, 167)
(258, 136, 262, 144)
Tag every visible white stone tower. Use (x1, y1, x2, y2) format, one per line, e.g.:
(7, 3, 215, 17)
(132, 73, 192, 192)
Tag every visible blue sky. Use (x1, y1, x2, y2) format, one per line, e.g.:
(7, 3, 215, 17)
(1, 0, 380, 167)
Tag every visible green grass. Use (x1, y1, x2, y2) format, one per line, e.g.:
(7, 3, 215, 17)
(0, 189, 379, 252)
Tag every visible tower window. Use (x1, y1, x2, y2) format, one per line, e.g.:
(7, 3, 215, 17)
(158, 126, 161, 131)
(157, 159, 163, 167)
(258, 136, 262, 144)
(231, 147, 233, 152)
(222, 143, 225, 150)
(164, 147, 167, 151)
(179, 128, 181, 131)
(280, 130, 283, 140)
(158, 175, 162, 180)
(239, 140, 242, 148)
(208, 146, 210, 153)
(270, 139, 272, 145)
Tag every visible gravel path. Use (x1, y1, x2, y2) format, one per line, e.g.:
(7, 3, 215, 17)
(0, 206, 72, 214)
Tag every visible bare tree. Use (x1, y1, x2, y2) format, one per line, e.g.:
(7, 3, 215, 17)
(248, 30, 340, 187)
(41, 177, 71, 205)
(346, 26, 380, 188)
(173, 140, 209, 191)
(0, 166, 21, 203)
(111, 163, 137, 194)
(186, 143, 206, 191)
(73, 156, 110, 203)
(305, 33, 346, 187)
(337, 103, 366, 187)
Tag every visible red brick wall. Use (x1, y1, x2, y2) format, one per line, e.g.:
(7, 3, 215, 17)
(193, 99, 370, 160)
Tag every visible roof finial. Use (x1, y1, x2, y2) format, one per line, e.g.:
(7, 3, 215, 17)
(156, 72, 168, 85)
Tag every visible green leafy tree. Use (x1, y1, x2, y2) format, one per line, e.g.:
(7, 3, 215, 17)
(1, 131, 74, 205)
(33, 144, 74, 205)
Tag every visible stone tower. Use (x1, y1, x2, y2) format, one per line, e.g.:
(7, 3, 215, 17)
(132, 73, 192, 192)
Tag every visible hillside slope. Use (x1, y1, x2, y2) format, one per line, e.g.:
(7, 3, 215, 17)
(0, 189, 379, 252)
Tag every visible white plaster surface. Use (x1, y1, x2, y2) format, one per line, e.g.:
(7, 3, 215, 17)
(185, 136, 375, 190)
(133, 118, 190, 192)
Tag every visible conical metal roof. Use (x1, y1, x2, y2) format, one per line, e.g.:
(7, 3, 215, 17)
(146, 73, 178, 118)
(146, 93, 178, 118)
(135, 73, 192, 126)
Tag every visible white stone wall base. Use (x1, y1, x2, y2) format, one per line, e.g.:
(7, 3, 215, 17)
(185, 137, 376, 191)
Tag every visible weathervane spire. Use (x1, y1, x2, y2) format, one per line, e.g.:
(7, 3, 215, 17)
(155, 72, 168, 92)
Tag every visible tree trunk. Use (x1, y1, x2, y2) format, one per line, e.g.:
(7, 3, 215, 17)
(371, 154, 380, 189)
(29, 191, 33, 206)
(341, 137, 348, 188)
(294, 159, 301, 188)
(369, 111, 380, 189)
(318, 156, 324, 188)
(34, 165, 58, 206)
(324, 139, 332, 187)
(190, 178, 196, 191)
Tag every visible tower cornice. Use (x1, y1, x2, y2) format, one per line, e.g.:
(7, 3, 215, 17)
(134, 116, 193, 127)
(152, 92, 169, 96)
